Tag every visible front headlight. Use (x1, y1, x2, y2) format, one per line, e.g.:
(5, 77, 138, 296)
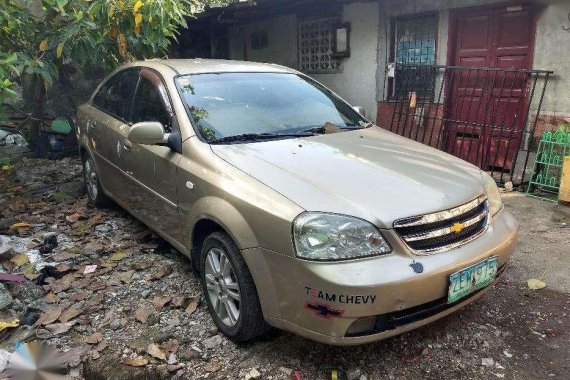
(482, 172, 503, 216)
(293, 213, 391, 261)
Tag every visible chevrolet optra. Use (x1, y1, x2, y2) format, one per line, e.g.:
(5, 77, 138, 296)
(76, 59, 518, 345)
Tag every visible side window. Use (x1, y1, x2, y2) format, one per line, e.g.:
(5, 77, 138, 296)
(92, 69, 139, 121)
(131, 77, 172, 132)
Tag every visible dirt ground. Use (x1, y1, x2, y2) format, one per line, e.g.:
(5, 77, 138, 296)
(0, 157, 568, 380)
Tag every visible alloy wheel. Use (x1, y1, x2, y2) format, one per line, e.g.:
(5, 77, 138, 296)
(204, 247, 241, 327)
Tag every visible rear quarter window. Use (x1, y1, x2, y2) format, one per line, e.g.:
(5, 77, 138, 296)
(92, 69, 139, 122)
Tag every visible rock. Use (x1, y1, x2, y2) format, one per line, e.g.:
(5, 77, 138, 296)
(202, 334, 223, 349)
(347, 369, 362, 380)
(0, 284, 14, 311)
(244, 368, 261, 380)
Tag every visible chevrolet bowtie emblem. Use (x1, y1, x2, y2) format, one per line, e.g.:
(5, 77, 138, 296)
(451, 223, 465, 233)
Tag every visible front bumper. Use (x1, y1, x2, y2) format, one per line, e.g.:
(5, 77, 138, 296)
(242, 209, 518, 345)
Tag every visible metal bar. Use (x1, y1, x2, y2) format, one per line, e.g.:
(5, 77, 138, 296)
(489, 70, 519, 179)
(397, 66, 415, 137)
(450, 67, 474, 157)
(499, 71, 532, 182)
(427, 68, 448, 148)
(415, 65, 438, 143)
(464, 68, 491, 167)
(482, 68, 509, 170)
(520, 72, 551, 188)
(457, 67, 483, 162)
(392, 67, 411, 135)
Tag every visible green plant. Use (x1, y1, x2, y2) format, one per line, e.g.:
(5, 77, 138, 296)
(0, 0, 227, 149)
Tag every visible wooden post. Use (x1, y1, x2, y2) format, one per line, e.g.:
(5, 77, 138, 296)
(560, 156, 570, 203)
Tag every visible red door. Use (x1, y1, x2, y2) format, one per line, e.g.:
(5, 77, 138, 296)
(447, 5, 536, 170)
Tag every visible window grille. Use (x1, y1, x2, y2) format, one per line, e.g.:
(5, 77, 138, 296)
(298, 18, 340, 72)
(393, 15, 438, 98)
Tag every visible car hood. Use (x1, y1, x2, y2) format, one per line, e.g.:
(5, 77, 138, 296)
(210, 127, 486, 229)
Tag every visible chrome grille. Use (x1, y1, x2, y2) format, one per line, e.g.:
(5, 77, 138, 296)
(394, 195, 489, 254)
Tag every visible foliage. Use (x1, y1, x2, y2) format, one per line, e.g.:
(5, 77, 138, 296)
(0, 0, 225, 121)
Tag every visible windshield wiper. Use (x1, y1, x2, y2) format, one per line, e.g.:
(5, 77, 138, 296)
(299, 124, 364, 134)
(209, 132, 313, 144)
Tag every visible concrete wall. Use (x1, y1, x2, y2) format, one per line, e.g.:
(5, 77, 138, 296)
(227, 1, 381, 121)
(312, 1, 380, 121)
(531, 2, 570, 120)
(228, 14, 298, 68)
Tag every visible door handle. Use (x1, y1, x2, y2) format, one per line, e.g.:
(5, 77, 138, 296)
(123, 139, 132, 150)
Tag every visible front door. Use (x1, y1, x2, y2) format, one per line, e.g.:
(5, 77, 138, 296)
(121, 68, 184, 243)
(447, 4, 536, 170)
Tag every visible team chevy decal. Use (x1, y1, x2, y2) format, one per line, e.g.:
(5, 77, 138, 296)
(304, 286, 377, 304)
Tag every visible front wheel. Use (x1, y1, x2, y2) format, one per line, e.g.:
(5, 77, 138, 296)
(199, 231, 269, 342)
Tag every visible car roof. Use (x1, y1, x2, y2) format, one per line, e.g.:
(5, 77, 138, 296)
(128, 59, 299, 77)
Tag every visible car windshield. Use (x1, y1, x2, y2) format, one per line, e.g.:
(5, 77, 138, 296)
(175, 72, 368, 143)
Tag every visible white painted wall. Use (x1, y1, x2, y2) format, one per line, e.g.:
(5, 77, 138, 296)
(312, 1, 381, 121)
(531, 2, 570, 117)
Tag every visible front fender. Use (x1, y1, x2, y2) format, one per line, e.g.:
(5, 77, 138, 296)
(184, 196, 259, 250)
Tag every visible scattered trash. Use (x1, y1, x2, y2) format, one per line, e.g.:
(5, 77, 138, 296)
(503, 350, 513, 358)
(83, 265, 97, 275)
(528, 279, 547, 290)
(482, 357, 495, 367)
(0, 319, 19, 332)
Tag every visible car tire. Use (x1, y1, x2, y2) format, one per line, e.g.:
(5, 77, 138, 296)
(83, 152, 110, 208)
(199, 231, 269, 342)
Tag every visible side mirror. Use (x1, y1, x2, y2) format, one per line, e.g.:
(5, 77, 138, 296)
(353, 106, 366, 117)
(128, 122, 168, 145)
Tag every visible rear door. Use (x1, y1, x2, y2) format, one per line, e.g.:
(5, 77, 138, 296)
(121, 68, 184, 242)
(89, 68, 139, 198)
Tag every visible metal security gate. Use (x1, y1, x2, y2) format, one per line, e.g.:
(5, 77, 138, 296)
(386, 64, 552, 184)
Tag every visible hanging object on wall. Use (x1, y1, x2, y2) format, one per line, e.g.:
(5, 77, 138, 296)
(333, 23, 350, 57)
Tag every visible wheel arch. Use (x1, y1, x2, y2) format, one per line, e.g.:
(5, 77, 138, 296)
(187, 196, 259, 272)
